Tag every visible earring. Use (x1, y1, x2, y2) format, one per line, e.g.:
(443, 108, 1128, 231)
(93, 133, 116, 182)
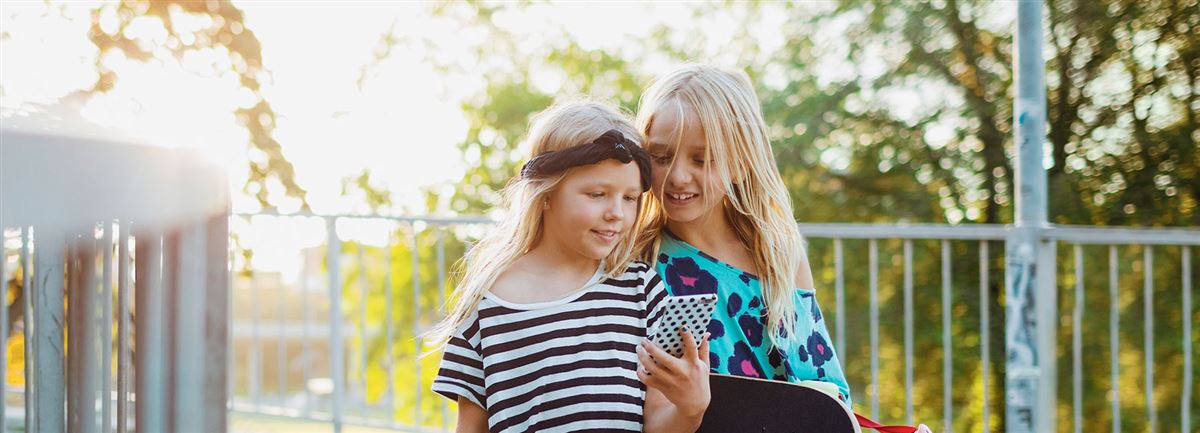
(543, 200, 550, 210)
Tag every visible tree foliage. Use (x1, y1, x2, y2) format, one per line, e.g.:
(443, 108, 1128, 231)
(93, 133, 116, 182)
(86, 0, 308, 211)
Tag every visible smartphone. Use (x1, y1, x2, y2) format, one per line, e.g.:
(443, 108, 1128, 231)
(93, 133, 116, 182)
(648, 294, 718, 357)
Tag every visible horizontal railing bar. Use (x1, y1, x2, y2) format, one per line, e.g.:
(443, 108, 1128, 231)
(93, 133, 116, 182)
(232, 212, 494, 226)
(1044, 226, 1200, 245)
(232, 213, 1200, 245)
(798, 223, 1010, 240)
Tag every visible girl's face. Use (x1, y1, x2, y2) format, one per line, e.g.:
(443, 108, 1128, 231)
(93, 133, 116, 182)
(646, 103, 726, 228)
(541, 159, 642, 262)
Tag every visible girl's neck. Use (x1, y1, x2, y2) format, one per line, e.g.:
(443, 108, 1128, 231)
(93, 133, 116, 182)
(665, 205, 743, 254)
(525, 236, 602, 277)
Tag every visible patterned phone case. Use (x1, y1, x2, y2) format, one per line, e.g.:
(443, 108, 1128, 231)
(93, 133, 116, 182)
(649, 294, 718, 357)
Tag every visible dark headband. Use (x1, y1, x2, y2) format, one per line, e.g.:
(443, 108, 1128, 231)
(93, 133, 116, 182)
(520, 130, 652, 192)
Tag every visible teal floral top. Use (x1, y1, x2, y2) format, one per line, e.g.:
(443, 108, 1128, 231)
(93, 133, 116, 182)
(656, 230, 852, 405)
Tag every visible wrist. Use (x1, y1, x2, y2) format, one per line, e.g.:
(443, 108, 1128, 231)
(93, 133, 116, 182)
(677, 396, 710, 419)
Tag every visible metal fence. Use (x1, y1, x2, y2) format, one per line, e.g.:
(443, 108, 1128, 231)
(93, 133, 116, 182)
(219, 213, 1197, 433)
(1, 129, 231, 433)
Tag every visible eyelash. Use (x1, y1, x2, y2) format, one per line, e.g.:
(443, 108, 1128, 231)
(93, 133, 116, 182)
(588, 192, 639, 202)
(651, 155, 709, 165)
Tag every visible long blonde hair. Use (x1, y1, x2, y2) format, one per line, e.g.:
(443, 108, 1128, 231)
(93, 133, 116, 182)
(634, 64, 807, 346)
(427, 100, 646, 347)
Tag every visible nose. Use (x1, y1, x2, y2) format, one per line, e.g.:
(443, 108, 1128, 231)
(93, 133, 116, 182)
(604, 197, 624, 221)
(666, 159, 691, 188)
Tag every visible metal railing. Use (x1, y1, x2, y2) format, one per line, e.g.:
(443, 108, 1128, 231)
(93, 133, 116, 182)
(220, 213, 1197, 433)
(1, 128, 231, 433)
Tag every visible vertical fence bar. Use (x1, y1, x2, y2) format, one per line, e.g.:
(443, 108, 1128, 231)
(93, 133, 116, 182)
(34, 232, 65, 433)
(903, 239, 913, 425)
(1, 228, 7, 433)
(357, 244, 368, 421)
(1036, 239, 1059, 433)
(835, 238, 846, 366)
(412, 226, 423, 426)
(205, 213, 230, 433)
(436, 230, 449, 430)
(385, 232, 396, 421)
(1072, 244, 1083, 433)
(249, 261, 261, 410)
(135, 234, 165, 433)
(67, 240, 79, 433)
(174, 225, 208, 433)
(117, 223, 131, 433)
(941, 239, 951, 433)
(302, 254, 314, 413)
(301, 250, 313, 417)
(980, 240, 990, 433)
(1182, 246, 1192, 433)
(1142, 246, 1155, 433)
(72, 233, 99, 431)
(162, 232, 180, 431)
(226, 217, 236, 417)
(227, 219, 236, 419)
(327, 217, 344, 433)
(21, 227, 36, 433)
(102, 224, 114, 433)
(1109, 245, 1120, 433)
(279, 239, 289, 406)
(869, 238, 879, 420)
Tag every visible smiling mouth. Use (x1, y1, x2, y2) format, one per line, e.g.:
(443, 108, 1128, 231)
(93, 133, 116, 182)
(591, 229, 618, 242)
(666, 192, 698, 204)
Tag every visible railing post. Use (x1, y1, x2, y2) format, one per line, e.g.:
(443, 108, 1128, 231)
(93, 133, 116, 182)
(34, 231, 66, 433)
(327, 217, 344, 433)
(1005, 1, 1055, 433)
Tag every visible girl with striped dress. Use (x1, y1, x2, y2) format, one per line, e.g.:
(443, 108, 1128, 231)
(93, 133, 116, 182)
(429, 100, 710, 433)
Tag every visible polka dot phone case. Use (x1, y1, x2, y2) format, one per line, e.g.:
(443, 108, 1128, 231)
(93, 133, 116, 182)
(649, 294, 718, 357)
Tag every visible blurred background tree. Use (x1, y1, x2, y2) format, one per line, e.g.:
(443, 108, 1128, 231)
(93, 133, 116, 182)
(85, 0, 311, 211)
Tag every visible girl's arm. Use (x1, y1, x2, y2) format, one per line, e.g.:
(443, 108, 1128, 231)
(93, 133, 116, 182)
(643, 387, 704, 433)
(638, 329, 710, 433)
(454, 396, 488, 433)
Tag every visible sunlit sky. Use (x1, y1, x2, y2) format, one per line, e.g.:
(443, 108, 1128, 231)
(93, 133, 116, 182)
(1, 1, 1014, 280)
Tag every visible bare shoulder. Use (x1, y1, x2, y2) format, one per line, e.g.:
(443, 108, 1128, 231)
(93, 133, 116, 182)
(795, 251, 815, 289)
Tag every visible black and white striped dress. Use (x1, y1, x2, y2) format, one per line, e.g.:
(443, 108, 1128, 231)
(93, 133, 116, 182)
(432, 261, 667, 433)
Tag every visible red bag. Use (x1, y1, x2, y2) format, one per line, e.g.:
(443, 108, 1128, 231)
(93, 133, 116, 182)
(855, 413, 931, 433)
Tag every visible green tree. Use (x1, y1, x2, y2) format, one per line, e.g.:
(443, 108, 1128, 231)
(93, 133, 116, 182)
(85, 0, 309, 211)
(760, 1, 1197, 432)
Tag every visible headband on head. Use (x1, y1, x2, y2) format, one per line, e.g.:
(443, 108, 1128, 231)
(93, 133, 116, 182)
(519, 130, 652, 192)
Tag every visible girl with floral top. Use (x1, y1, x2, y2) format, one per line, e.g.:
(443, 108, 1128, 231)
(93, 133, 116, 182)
(632, 64, 852, 405)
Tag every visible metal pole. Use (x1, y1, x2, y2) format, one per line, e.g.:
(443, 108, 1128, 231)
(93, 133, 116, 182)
(205, 213, 231, 433)
(1005, 2, 1052, 433)
(117, 223, 132, 433)
(135, 233, 166, 433)
(34, 231, 66, 433)
(327, 218, 344, 433)
(1, 225, 7, 433)
(102, 224, 114, 433)
(21, 227, 36, 433)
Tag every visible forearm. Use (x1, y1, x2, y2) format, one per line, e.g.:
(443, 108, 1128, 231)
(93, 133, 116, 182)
(643, 388, 704, 433)
(644, 405, 703, 433)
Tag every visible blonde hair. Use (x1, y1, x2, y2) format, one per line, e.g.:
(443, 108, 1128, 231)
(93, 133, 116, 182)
(427, 100, 645, 348)
(634, 64, 807, 346)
